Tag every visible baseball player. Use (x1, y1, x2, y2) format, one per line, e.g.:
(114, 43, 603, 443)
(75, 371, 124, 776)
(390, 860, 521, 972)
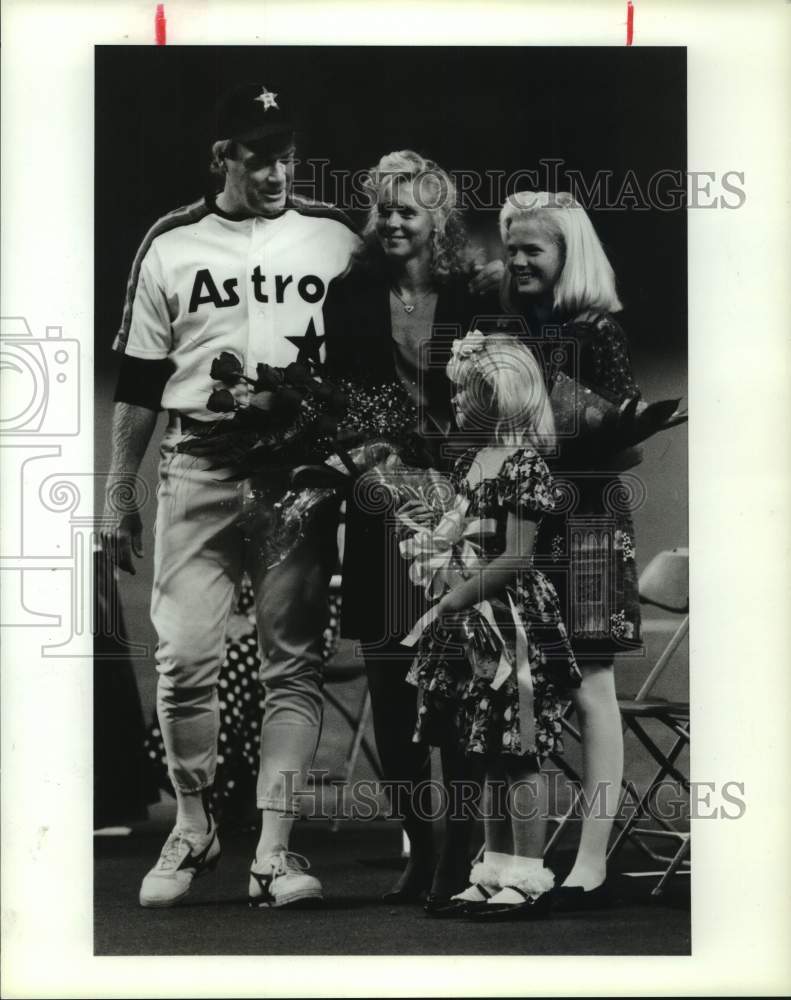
(103, 84, 359, 909)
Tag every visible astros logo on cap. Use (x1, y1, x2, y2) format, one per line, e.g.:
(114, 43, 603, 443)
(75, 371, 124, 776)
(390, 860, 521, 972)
(254, 87, 279, 111)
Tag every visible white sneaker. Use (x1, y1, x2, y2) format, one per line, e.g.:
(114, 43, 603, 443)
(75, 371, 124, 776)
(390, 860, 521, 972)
(139, 821, 220, 908)
(248, 849, 323, 909)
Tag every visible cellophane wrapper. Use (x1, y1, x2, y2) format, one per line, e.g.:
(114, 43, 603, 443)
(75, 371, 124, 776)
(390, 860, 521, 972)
(239, 439, 452, 571)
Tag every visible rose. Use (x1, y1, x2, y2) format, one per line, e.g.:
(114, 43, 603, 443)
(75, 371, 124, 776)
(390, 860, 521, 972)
(255, 363, 284, 392)
(283, 362, 311, 388)
(210, 351, 244, 384)
(207, 387, 238, 413)
(271, 387, 304, 419)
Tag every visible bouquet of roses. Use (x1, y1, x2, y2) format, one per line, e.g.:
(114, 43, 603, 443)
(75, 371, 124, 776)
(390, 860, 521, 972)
(549, 371, 687, 471)
(234, 372, 444, 568)
(175, 351, 349, 472)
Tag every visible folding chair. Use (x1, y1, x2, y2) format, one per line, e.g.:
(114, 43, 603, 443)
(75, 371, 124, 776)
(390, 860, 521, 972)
(607, 547, 690, 895)
(471, 548, 690, 886)
(543, 549, 690, 891)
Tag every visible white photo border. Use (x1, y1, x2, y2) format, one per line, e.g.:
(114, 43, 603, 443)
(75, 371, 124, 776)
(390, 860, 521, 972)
(1, 0, 790, 996)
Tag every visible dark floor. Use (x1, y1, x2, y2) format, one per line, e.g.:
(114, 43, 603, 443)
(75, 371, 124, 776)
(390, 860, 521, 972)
(94, 817, 690, 956)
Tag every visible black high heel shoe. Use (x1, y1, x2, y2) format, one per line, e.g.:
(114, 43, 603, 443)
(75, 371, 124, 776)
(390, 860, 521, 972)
(382, 883, 431, 904)
(381, 861, 435, 904)
(423, 893, 454, 915)
(551, 880, 612, 912)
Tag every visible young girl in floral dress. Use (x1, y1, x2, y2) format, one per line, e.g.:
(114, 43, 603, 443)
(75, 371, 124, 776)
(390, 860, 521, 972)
(401, 332, 581, 920)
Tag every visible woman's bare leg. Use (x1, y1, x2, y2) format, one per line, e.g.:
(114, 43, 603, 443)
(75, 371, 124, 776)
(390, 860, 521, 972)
(564, 662, 623, 889)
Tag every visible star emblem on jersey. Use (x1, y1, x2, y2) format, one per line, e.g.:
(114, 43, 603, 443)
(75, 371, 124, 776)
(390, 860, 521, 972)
(254, 87, 279, 111)
(286, 317, 325, 366)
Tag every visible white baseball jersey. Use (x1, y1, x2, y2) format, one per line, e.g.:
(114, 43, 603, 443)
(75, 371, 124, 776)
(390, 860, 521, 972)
(114, 196, 359, 419)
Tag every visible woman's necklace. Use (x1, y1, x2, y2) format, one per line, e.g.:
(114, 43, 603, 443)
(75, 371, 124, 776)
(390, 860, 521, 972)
(390, 284, 431, 314)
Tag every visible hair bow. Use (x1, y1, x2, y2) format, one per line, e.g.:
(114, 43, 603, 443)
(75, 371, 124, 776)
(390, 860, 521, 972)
(448, 330, 487, 382)
(450, 329, 487, 362)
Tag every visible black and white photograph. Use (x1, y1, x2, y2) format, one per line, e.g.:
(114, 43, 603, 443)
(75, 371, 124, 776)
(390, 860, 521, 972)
(93, 43, 690, 955)
(2, 1, 790, 996)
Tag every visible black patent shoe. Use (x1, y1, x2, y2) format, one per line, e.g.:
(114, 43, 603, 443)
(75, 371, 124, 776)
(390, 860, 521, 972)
(471, 887, 552, 922)
(382, 863, 434, 904)
(424, 895, 487, 918)
(382, 883, 430, 904)
(423, 893, 454, 915)
(425, 883, 495, 918)
(551, 880, 611, 912)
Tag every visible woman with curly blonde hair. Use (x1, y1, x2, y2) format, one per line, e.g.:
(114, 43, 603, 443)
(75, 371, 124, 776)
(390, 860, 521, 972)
(358, 149, 472, 281)
(323, 150, 502, 910)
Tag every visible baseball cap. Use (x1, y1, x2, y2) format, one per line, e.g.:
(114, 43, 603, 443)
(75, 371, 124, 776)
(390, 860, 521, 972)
(215, 83, 296, 147)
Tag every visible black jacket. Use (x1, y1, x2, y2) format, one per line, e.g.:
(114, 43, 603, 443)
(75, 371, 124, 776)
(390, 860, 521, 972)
(322, 261, 498, 642)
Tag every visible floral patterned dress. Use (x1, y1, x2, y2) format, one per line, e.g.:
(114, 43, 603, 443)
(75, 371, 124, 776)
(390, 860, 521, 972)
(531, 313, 643, 658)
(407, 447, 582, 762)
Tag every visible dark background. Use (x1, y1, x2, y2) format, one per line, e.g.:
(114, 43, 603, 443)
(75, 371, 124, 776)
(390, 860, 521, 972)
(95, 45, 686, 373)
(94, 44, 688, 719)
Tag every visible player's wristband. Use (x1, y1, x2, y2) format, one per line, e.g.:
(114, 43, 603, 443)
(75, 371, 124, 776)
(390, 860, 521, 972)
(114, 354, 173, 411)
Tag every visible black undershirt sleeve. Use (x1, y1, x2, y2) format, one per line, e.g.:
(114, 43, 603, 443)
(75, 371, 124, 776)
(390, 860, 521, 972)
(113, 354, 174, 411)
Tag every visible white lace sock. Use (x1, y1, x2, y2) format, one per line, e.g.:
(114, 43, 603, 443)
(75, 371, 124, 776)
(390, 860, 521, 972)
(488, 856, 555, 904)
(484, 851, 512, 872)
(451, 851, 508, 902)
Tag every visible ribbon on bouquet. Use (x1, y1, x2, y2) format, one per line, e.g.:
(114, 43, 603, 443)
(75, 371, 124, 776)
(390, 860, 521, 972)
(501, 593, 536, 753)
(398, 495, 494, 647)
(401, 592, 537, 755)
(467, 595, 536, 754)
(397, 495, 497, 601)
(398, 493, 536, 752)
